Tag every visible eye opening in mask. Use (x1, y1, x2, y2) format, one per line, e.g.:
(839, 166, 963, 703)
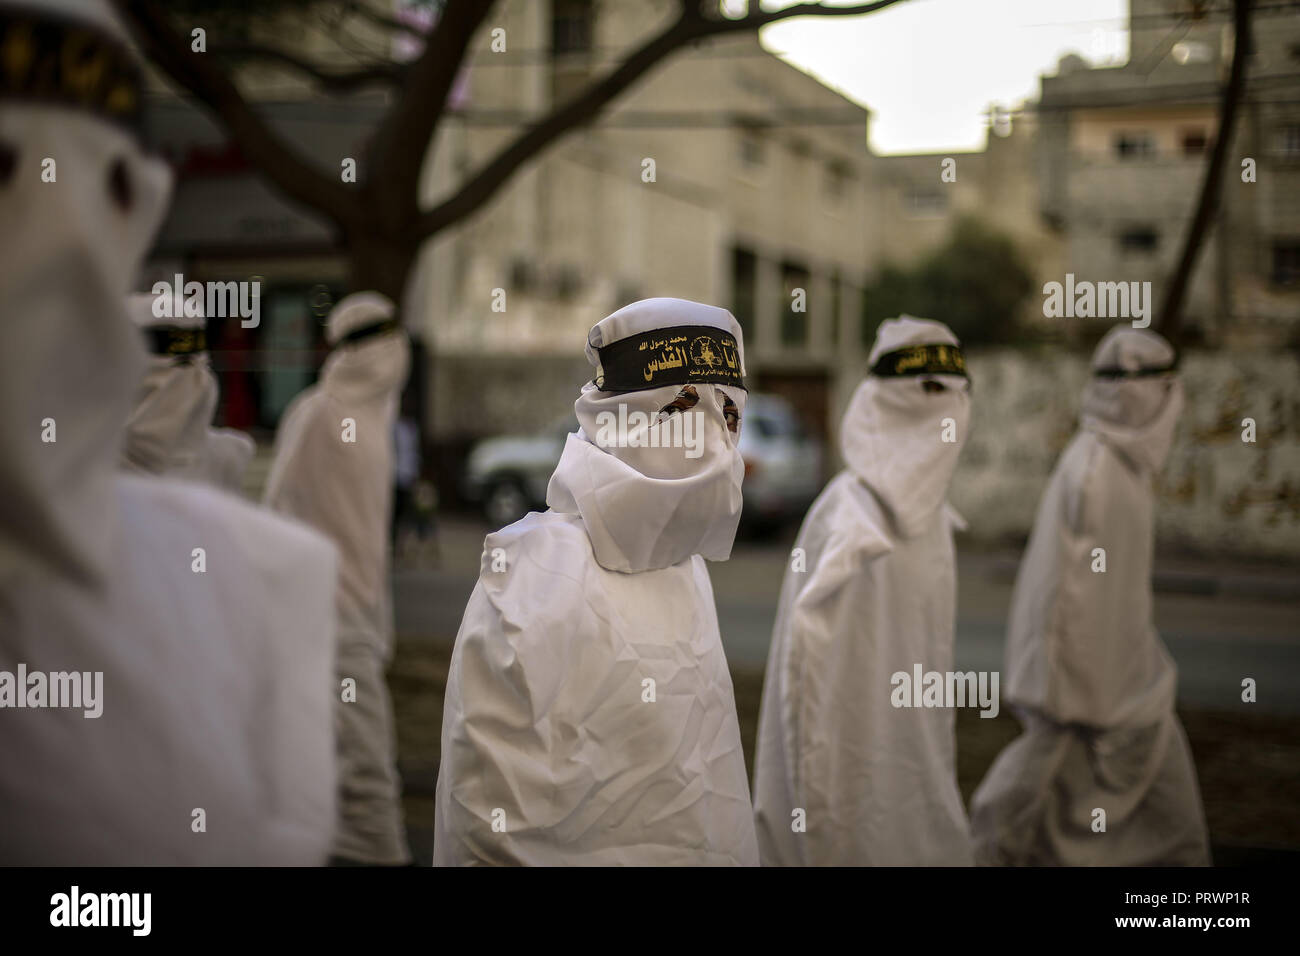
(108, 157, 133, 211)
(0, 140, 15, 185)
(717, 389, 741, 435)
(920, 378, 948, 394)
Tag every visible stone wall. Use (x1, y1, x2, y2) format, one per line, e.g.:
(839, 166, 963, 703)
(952, 347, 1300, 561)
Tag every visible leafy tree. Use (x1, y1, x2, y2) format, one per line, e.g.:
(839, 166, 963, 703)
(862, 217, 1035, 346)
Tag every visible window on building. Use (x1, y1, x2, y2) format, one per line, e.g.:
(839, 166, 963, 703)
(907, 187, 948, 218)
(738, 126, 765, 169)
(825, 161, 851, 199)
(1119, 227, 1160, 253)
(551, 0, 593, 56)
(781, 261, 811, 348)
(731, 246, 757, 343)
(1181, 128, 1209, 155)
(1278, 125, 1300, 160)
(1272, 240, 1300, 285)
(1115, 131, 1156, 160)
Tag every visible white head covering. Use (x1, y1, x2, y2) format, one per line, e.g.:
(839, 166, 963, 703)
(840, 315, 971, 538)
(546, 298, 748, 572)
(1080, 326, 1184, 475)
(0, 2, 172, 584)
(121, 291, 226, 478)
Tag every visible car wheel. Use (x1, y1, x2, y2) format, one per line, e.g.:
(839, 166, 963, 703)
(484, 477, 530, 529)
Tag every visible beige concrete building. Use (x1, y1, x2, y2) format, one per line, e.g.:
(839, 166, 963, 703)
(412, 0, 881, 454)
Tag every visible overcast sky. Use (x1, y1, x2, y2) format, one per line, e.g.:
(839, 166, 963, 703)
(758, 0, 1130, 154)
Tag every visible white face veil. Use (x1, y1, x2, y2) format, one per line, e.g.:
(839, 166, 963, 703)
(546, 298, 748, 572)
(121, 292, 220, 476)
(0, 1, 173, 584)
(1080, 326, 1184, 475)
(840, 316, 972, 538)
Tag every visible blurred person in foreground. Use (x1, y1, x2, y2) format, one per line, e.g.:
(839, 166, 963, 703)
(752, 316, 974, 866)
(434, 298, 758, 866)
(264, 292, 412, 865)
(970, 326, 1210, 866)
(121, 292, 255, 493)
(0, 0, 336, 864)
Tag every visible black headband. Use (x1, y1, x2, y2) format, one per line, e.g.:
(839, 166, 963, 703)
(0, 9, 143, 140)
(594, 325, 746, 393)
(1093, 361, 1177, 379)
(338, 318, 400, 347)
(870, 343, 968, 379)
(145, 326, 206, 359)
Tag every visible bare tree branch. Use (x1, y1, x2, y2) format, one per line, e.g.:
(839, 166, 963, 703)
(411, 0, 909, 240)
(368, 0, 498, 229)
(341, 0, 430, 40)
(212, 42, 402, 92)
(113, 0, 363, 228)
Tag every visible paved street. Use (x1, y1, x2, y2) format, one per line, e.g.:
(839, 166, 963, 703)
(396, 515, 1300, 714)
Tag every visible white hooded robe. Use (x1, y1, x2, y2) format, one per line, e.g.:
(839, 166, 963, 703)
(752, 316, 974, 866)
(0, 0, 337, 865)
(121, 293, 256, 493)
(263, 292, 412, 864)
(969, 326, 1211, 866)
(433, 298, 759, 866)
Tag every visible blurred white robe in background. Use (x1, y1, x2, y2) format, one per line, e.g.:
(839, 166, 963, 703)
(970, 326, 1211, 866)
(0, 0, 337, 865)
(264, 292, 412, 864)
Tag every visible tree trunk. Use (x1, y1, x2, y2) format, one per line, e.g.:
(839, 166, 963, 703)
(346, 232, 419, 306)
(1154, 0, 1253, 345)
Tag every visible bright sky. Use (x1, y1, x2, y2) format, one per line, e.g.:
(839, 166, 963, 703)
(759, 0, 1130, 154)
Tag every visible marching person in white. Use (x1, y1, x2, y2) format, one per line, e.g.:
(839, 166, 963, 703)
(0, 0, 337, 864)
(264, 292, 412, 864)
(434, 298, 759, 866)
(753, 316, 974, 866)
(121, 292, 255, 493)
(970, 326, 1210, 866)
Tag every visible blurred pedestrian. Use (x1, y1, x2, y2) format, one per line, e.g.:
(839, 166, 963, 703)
(752, 316, 974, 865)
(434, 298, 758, 865)
(264, 292, 412, 865)
(0, 0, 337, 864)
(121, 292, 255, 493)
(970, 325, 1210, 866)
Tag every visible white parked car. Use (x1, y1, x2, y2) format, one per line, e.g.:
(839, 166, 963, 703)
(463, 393, 824, 531)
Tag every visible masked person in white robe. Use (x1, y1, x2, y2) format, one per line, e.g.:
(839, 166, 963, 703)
(752, 316, 974, 866)
(0, 0, 337, 865)
(970, 326, 1210, 866)
(434, 298, 759, 866)
(264, 292, 412, 865)
(121, 293, 255, 493)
